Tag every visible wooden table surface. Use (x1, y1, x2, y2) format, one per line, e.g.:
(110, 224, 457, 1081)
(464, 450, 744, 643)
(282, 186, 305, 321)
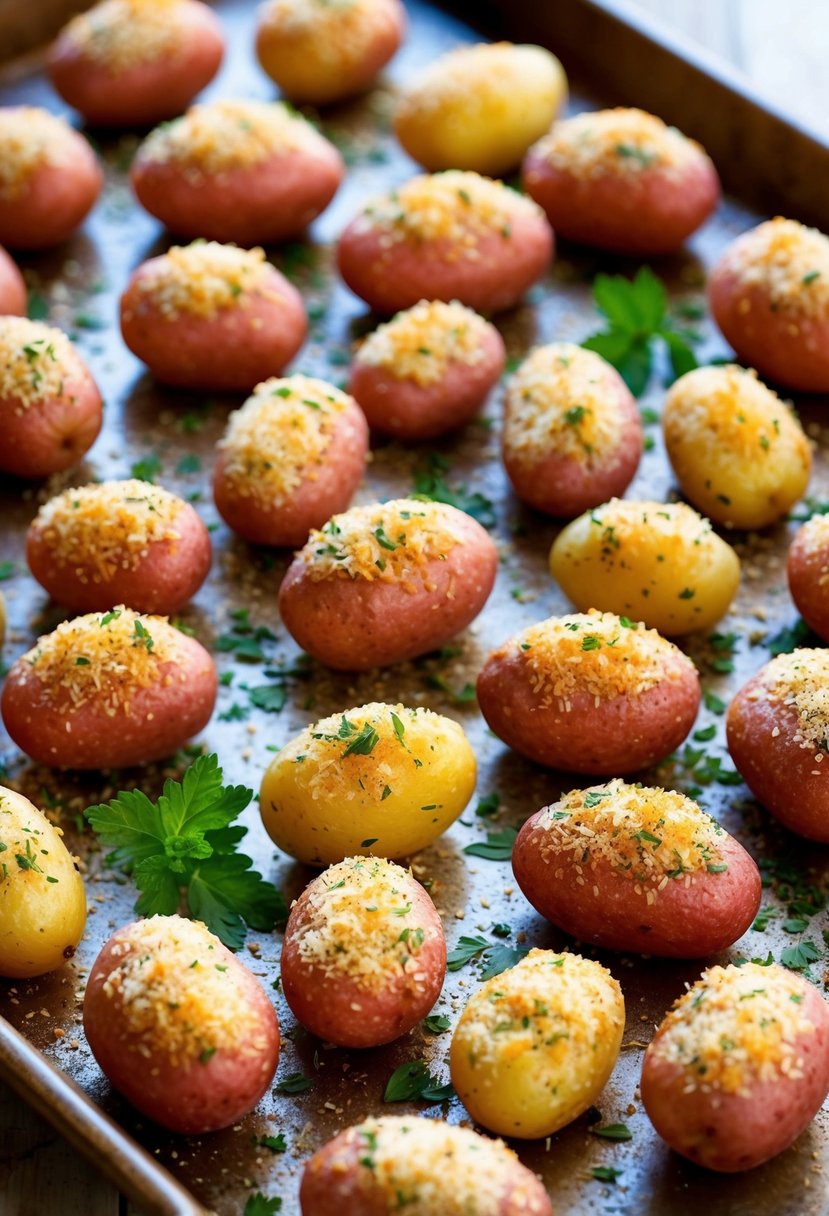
(1, 1, 827, 1214)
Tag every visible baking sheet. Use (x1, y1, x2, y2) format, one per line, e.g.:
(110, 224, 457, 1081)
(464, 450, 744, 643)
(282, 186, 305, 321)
(1, 1, 829, 1213)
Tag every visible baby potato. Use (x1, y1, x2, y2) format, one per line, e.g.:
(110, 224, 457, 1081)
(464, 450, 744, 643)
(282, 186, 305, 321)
(513, 779, 761, 957)
(213, 375, 368, 548)
(502, 342, 642, 517)
(450, 949, 624, 1139)
(337, 171, 552, 316)
(120, 242, 307, 391)
(477, 610, 700, 774)
(0, 787, 86, 979)
(550, 498, 740, 636)
(709, 217, 829, 393)
(0, 245, 25, 315)
(278, 498, 497, 670)
(84, 915, 280, 1134)
(395, 42, 567, 176)
(48, 0, 224, 128)
(0, 317, 102, 479)
(523, 108, 719, 254)
(300, 1115, 554, 1216)
(1, 606, 217, 770)
(787, 515, 829, 641)
(0, 107, 102, 250)
(727, 649, 829, 841)
(261, 702, 476, 866)
(27, 479, 211, 615)
(281, 857, 445, 1048)
(663, 365, 811, 529)
(131, 100, 344, 245)
(256, 0, 405, 106)
(642, 962, 829, 1171)
(348, 299, 505, 440)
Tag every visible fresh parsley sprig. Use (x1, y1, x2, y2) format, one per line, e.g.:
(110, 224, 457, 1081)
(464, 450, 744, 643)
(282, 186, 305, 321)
(85, 753, 286, 950)
(412, 453, 496, 528)
(581, 267, 698, 396)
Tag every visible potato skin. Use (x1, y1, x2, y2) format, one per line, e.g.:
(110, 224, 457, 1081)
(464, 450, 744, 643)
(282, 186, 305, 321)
(84, 917, 280, 1134)
(787, 516, 829, 641)
(512, 783, 761, 957)
(641, 965, 829, 1171)
(0, 358, 103, 480)
(0, 787, 87, 979)
(280, 858, 445, 1048)
(47, 0, 224, 127)
(279, 501, 498, 670)
(300, 1117, 554, 1216)
(120, 259, 307, 391)
(0, 246, 26, 315)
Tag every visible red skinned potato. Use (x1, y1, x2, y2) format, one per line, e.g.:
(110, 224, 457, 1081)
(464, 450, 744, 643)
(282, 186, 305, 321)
(477, 610, 700, 774)
(0, 317, 102, 479)
(300, 1116, 554, 1216)
(47, 0, 224, 128)
(337, 170, 553, 315)
(0, 245, 25, 314)
(348, 299, 505, 440)
(523, 108, 719, 254)
(213, 375, 368, 548)
(131, 100, 344, 244)
(281, 856, 445, 1048)
(279, 498, 498, 670)
(709, 217, 829, 393)
(0, 107, 102, 250)
(727, 649, 829, 841)
(120, 241, 307, 391)
(788, 516, 829, 641)
(27, 479, 211, 614)
(513, 779, 760, 957)
(642, 962, 829, 1172)
(1, 607, 217, 770)
(84, 915, 280, 1134)
(502, 342, 642, 516)
(256, 0, 405, 106)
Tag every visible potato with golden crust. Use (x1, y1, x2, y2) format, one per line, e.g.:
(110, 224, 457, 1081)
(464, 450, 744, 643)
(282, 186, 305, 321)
(0, 317, 102, 479)
(1, 607, 217, 770)
(787, 515, 829, 641)
(0, 245, 25, 315)
(120, 241, 307, 391)
(523, 108, 719, 254)
(279, 498, 498, 670)
(337, 171, 553, 316)
(727, 649, 829, 841)
(48, 0, 224, 128)
(26, 480, 211, 615)
(260, 702, 476, 866)
(281, 857, 445, 1048)
(450, 949, 624, 1139)
(0, 787, 86, 979)
(256, 0, 405, 106)
(300, 1115, 554, 1216)
(663, 365, 811, 529)
(348, 299, 505, 440)
(502, 342, 642, 516)
(0, 107, 102, 250)
(709, 217, 829, 393)
(513, 779, 761, 957)
(550, 498, 741, 636)
(395, 41, 567, 176)
(476, 610, 700, 774)
(131, 100, 344, 244)
(641, 962, 829, 1172)
(84, 915, 280, 1134)
(213, 375, 368, 548)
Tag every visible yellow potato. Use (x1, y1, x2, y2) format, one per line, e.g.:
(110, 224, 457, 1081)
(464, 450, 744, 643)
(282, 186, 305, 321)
(0, 787, 87, 978)
(550, 498, 740, 636)
(449, 949, 624, 1139)
(260, 702, 476, 866)
(663, 365, 811, 529)
(394, 42, 567, 176)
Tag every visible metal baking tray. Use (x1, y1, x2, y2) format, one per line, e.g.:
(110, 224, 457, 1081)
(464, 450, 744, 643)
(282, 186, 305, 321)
(1, 1, 828, 1213)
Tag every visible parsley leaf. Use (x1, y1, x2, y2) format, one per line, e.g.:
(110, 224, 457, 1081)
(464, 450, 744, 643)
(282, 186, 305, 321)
(768, 618, 819, 656)
(480, 943, 528, 980)
(591, 1123, 632, 1141)
(446, 935, 490, 971)
(412, 453, 496, 528)
(275, 1072, 313, 1094)
(780, 940, 822, 972)
(422, 1014, 451, 1034)
(244, 1195, 282, 1216)
(591, 1166, 622, 1183)
(383, 1061, 454, 1104)
(256, 1134, 287, 1153)
(462, 827, 517, 861)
